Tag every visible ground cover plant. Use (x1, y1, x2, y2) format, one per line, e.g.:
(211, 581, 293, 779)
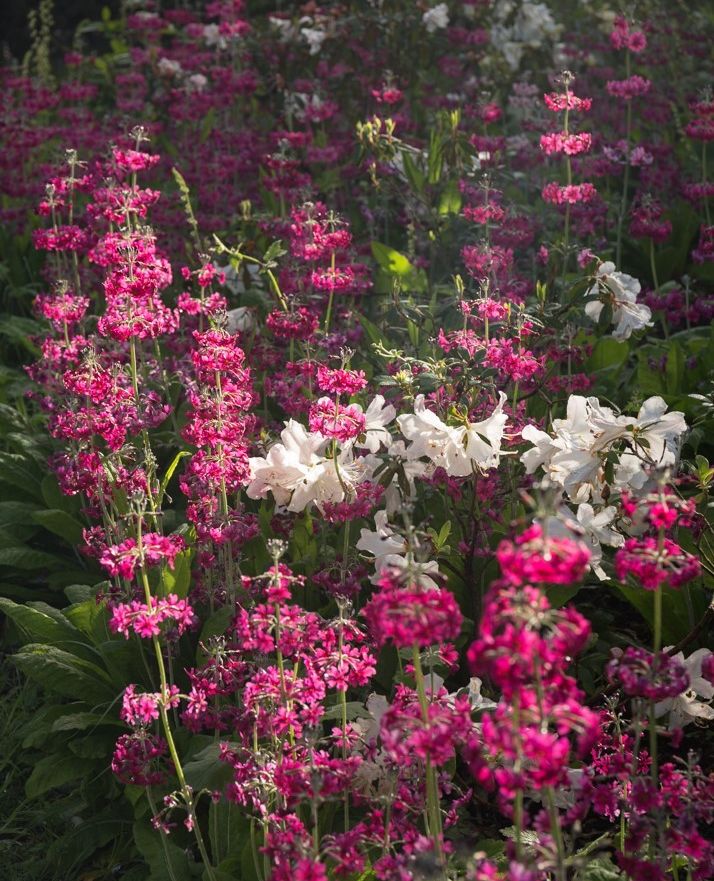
(1, 1, 714, 879)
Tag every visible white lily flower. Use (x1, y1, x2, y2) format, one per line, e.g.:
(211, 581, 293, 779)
(356, 510, 406, 560)
(300, 25, 327, 54)
(520, 395, 687, 502)
(422, 3, 450, 32)
(354, 395, 396, 453)
(357, 510, 440, 588)
(655, 649, 714, 729)
(398, 394, 508, 477)
(585, 261, 653, 340)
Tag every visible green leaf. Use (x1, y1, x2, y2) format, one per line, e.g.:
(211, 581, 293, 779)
(64, 583, 96, 603)
(159, 547, 193, 599)
(0, 453, 43, 499)
(587, 338, 629, 373)
(665, 341, 685, 396)
(322, 701, 371, 721)
(196, 604, 234, 664)
(427, 129, 444, 184)
(31, 508, 84, 545)
(0, 596, 80, 645)
(546, 584, 582, 608)
(200, 107, 216, 142)
(578, 857, 623, 881)
(0, 546, 66, 570)
(47, 814, 133, 874)
(25, 753, 89, 798)
(358, 313, 389, 350)
(12, 644, 116, 704)
(401, 151, 425, 193)
(208, 799, 251, 864)
(0, 501, 41, 527)
(615, 582, 707, 645)
(183, 742, 236, 792)
(262, 239, 287, 267)
(133, 820, 193, 881)
(63, 597, 105, 635)
(371, 241, 413, 276)
(438, 179, 462, 215)
(51, 710, 125, 732)
(41, 473, 80, 513)
(157, 451, 190, 507)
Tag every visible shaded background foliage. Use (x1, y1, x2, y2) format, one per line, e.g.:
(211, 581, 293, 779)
(1, 0, 120, 59)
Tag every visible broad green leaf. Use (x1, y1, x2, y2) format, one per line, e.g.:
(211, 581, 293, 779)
(208, 799, 251, 864)
(0, 453, 43, 499)
(12, 644, 116, 704)
(546, 584, 582, 607)
(133, 820, 193, 881)
(665, 341, 684, 396)
(52, 710, 125, 732)
(587, 338, 628, 373)
(183, 742, 236, 792)
(197, 604, 234, 664)
(64, 583, 96, 603)
(159, 548, 192, 599)
(0, 597, 80, 646)
(25, 753, 88, 798)
(0, 546, 66, 570)
(41, 473, 80, 513)
(371, 241, 413, 276)
(31, 509, 84, 545)
(0, 501, 41, 526)
(63, 597, 105, 635)
(46, 814, 132, 873)
(438, 179, 462, 215)
(615, 582, 707, 645)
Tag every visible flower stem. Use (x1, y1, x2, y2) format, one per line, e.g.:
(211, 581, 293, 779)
(411, 645, 445, 869)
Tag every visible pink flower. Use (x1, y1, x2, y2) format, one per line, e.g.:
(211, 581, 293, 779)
(615, 537, 701, 590)
(308, 397, 365, 442)
(362, 568, 462, 648)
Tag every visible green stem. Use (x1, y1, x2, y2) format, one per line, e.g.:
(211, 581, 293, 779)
(137, 551, 216, 879)
(324, 250, 336, 334)
(649, 238, 660, 291)
(146, 787, 180, 881)
(411, 646, 445, 870)
(615, 53, 633, 268)
(545, 787, 567, 881)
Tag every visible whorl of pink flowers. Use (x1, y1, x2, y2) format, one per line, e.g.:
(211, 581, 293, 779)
(542, 181, 598, 205)
(467, 581, 591, 693)
(308, 397, 365, 442)
(109, 594, 197, 639)
(607, 647, 690, 701)
(100, 533, 186, 580)
(121, 683, 181, 726)
(362, 569, 462, 648)
(544, 92, 592, 112)
(496, 523, 591, 586)
(606, 76, 652, 100)
(540, 132, 592, 156)
(614, 537, 701, 590)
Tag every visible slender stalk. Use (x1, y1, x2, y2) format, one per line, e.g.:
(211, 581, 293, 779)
(324, 250, 337, 334)
(137, 531, 217, 880)
(411, 645, 445, 871)
(146, 787, 180, 881)
(649, 238, 660, 291)
(615, 52, 632, 268)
